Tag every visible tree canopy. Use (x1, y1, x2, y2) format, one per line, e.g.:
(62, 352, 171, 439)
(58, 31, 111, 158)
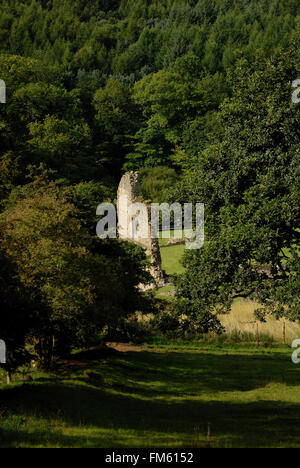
(173, 49, 300, 325)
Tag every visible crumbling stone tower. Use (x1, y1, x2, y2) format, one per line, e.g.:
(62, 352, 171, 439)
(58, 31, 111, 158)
(117, 171, 166, 289)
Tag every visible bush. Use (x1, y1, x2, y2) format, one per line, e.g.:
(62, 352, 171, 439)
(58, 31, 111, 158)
(139, 166, 177, 203)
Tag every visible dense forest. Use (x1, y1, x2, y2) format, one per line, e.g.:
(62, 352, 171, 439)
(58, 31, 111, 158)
(1, 0, 300, 180)
(0, 0, 299, 372)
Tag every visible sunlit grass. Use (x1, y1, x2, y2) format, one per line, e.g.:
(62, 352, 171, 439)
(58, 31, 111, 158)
(0, 343, 300, 448)
(160, 244, 185, 275)
(219, 301, 300, 343)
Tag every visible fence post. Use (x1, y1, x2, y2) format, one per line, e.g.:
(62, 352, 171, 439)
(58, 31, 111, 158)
(207, 422, 211, 448)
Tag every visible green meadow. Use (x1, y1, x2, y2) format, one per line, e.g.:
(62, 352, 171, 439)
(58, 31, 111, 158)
(0, 343, 299, 448)
(160, 244, 185, 275)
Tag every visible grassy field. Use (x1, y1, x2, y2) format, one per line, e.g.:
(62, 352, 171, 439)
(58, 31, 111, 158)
(160, 244, 185, 275)
(220, 301, 300, 343)
(0, 343, 300, 448)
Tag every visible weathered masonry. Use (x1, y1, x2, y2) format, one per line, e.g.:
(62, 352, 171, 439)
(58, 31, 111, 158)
(117, 171, 166, 289)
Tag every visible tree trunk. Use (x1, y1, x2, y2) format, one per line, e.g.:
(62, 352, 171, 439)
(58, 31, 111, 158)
(36, 336, 54, 370)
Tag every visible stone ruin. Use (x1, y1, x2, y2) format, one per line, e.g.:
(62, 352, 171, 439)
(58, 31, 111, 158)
(117, 171, 167, 290)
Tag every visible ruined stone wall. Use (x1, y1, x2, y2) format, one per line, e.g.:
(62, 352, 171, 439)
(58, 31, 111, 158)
(117, 171, 166, 289)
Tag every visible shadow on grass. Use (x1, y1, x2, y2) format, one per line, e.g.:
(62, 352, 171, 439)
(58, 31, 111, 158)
(0, 349, 299, 447)
(81, 349, 300, 395)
